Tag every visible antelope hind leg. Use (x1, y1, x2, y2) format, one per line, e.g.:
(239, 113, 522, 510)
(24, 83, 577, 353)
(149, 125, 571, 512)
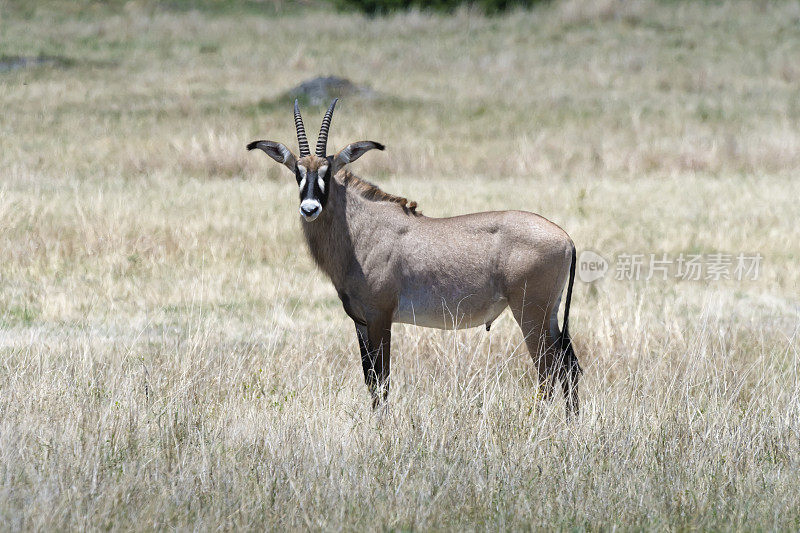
(509, 303, 557, 401)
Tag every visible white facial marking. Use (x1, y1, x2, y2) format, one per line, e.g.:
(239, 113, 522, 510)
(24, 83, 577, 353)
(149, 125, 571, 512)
(317, 165, 328, 192)
(299, 176, 306, 189)
(299, 199, 322, 221)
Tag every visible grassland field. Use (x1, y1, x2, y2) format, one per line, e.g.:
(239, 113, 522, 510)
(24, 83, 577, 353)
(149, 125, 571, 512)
(1, 0, 800, 529)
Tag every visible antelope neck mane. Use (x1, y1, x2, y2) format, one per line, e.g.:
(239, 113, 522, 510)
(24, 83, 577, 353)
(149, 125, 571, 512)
(338, 170, 421, 216)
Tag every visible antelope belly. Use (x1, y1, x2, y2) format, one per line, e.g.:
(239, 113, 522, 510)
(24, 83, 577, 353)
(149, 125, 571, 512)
(393, 289, 507, 330)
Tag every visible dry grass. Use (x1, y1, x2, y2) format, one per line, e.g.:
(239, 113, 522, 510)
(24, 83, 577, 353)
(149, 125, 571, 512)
(1, 0, 800, 529)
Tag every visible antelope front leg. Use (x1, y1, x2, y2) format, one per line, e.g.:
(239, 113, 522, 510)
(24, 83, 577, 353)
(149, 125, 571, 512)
(355, 318, 392, 409)
(354, 323, 376, 401)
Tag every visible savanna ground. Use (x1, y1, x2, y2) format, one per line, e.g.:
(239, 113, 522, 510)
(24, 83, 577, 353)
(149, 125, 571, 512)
(2, 0, 800, 529)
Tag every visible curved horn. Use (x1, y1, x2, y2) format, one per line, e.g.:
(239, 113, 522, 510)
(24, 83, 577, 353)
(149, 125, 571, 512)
(294, 100, 310, 157)
(315, 98, 338, 157)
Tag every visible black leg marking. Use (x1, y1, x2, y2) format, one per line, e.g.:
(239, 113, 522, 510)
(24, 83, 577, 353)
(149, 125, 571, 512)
(365, 319, 392, 409)
(355, 323, 377, 393)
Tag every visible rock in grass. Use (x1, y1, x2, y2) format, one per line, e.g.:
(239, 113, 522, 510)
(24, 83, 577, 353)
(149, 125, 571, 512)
(287, 76, 377, 106)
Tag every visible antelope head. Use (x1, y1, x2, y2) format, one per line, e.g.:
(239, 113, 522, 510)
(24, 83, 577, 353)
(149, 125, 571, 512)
(247, 99, 385, 222)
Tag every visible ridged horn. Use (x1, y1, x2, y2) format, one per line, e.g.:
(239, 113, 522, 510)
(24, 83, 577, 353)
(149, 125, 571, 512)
(315, 98, 338, 157)
(294, 100, 310, 157)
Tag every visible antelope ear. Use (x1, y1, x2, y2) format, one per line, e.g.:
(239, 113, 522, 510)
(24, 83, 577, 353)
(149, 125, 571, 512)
(247, 140, 297, 171)
(333, 141, 385, 173)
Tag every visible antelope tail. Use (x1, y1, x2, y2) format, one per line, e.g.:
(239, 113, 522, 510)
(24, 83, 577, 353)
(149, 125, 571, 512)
(559, 244, 581, 374)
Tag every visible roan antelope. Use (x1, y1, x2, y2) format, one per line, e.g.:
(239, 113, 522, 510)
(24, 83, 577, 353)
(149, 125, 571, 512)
(248, 100, 583, 416)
